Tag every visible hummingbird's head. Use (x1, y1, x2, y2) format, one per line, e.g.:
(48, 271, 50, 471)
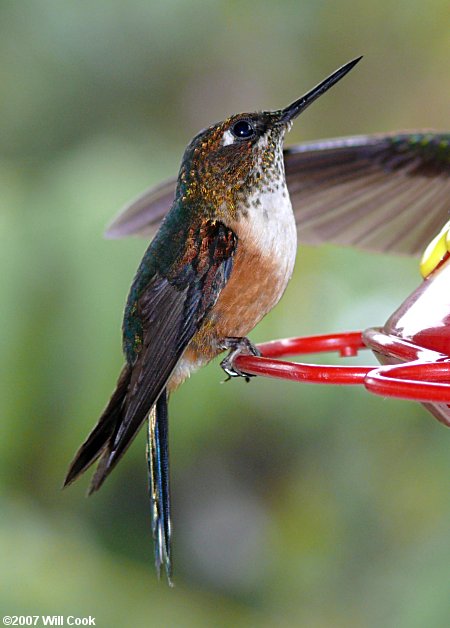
(177, 57, 362, 219)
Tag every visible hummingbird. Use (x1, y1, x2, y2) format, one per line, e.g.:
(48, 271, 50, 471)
(64, 57, 363, 582)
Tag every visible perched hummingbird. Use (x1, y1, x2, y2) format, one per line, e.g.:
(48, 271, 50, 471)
(64, 57, 363, 582)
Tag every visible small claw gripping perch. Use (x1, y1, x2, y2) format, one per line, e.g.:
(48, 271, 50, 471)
(220, 337, 261, 382)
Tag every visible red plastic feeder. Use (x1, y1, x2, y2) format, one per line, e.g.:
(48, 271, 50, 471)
(234, 330, 450, 428)
(235, 260, 450, 429)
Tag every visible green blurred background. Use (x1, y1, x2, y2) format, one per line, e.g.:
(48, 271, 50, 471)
(1, 1, 449, 626)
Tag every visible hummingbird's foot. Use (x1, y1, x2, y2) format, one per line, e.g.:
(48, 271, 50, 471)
(220, 337, 261, 382)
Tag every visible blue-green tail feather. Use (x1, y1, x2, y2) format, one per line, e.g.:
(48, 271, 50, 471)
(147, 389, 172, 585)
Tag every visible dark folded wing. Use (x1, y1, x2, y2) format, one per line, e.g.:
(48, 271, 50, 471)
(285, 132, 450, 256)
(106, 132, 450, 257)
(90, 220, 237, 490)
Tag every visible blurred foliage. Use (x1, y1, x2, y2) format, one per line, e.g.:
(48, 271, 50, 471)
(1, 1, 449, 626)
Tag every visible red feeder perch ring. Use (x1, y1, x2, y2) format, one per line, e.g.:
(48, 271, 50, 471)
(233, 331, 450, 408)
(235, 332, 367, 385)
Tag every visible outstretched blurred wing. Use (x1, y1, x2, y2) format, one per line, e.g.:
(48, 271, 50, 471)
(285, 132, 450, 256)
(105, 177, 176, 239)
(106, 132, 450, 256)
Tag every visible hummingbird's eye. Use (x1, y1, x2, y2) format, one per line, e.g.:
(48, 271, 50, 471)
(231, 120, 255, 140)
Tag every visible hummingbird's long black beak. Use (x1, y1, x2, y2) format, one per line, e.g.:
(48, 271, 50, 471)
(279, 56, 363, 124)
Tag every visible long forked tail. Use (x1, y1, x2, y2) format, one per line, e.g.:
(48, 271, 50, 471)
(63, 365, 132, 489)
(147, 389, 172, 584)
